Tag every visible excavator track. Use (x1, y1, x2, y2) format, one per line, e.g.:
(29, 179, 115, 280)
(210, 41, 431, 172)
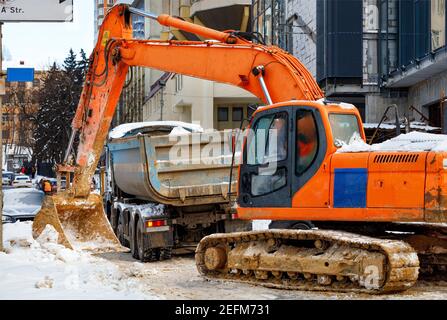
(195, 230, 419, 294)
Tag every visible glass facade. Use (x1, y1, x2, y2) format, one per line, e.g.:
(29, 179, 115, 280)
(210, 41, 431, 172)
(252, 0, 286, 47)
(132, 0, 145, 39)
(381, 0, 447, 80)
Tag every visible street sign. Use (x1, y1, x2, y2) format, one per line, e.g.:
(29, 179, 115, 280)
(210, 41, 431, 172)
(0, 0, 73, 22)
(6, 68, 34, 82)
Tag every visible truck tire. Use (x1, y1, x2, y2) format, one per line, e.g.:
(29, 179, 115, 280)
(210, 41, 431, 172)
(130, 218, 139, 260)
(269, 220, 315, 230)
(160, 248, 172, 261)
(136, 218, 160, 262)
(117, 213, 129, 248)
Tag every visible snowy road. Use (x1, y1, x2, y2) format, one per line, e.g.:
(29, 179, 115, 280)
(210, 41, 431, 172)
(1, 188, 447, 300)
(97, 252, 447, 300)
(1, 221, 447, 300)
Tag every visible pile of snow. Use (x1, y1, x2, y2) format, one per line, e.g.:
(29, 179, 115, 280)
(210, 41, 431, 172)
(169, 126, 193, 136)
(363, 122, 440, 132)
(0, 222, 160, 300)
(109, 121, 204, 139)
(338, 131, 447, 153)
(252, 220, 271, 231)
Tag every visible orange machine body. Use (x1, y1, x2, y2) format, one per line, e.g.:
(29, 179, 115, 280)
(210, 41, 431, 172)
(237, 100, 447, 224)
(66, 4, 447, 225)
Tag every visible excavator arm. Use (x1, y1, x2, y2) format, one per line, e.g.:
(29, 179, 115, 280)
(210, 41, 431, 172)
(33, 3, 323, 251)
(68, 4, 323, 197)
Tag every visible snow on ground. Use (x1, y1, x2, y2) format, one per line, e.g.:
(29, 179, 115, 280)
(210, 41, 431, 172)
(252, 220, 271, 231)
(338, 131, 447, 153)
(0, 222, 160, 300)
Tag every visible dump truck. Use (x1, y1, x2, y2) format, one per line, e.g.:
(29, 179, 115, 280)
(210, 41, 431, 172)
(33, 4, 447, 294)
(103, 122, 251, 261)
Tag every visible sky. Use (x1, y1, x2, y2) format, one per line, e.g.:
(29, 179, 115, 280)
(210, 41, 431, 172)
(2, 1, 95, 70)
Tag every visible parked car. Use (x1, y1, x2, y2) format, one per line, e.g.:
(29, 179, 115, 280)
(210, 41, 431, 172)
(3, 188, 44, 221)
(2, 172, 15, 186)
(12, 175, 33, 188)
(2, 214, 16, 224)
(2, 175, 11, 186)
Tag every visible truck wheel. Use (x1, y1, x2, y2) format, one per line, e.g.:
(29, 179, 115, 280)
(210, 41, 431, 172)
(269, 220, 314, 230)
(136, 218, 160, 262)
(292, 222, 315, 230)
(117, 214, 129, 248)
(130, 219, 139, 260)
(160, 248, 172, 261)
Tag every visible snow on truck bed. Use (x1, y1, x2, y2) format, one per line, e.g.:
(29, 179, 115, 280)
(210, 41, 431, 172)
(338, 131, 447, 153)
(109, 121, 204, 139)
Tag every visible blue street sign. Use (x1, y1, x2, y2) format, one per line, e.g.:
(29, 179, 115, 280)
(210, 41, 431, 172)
(6, 68, 35, 82)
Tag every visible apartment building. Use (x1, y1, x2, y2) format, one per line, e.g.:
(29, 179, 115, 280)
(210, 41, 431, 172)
(1, 71, 45, 171)
(94, 0, 260, 129)
(143, 0, 259, 130)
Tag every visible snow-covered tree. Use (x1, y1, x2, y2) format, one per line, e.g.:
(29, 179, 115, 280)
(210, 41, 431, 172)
(31, 50, 90, 167)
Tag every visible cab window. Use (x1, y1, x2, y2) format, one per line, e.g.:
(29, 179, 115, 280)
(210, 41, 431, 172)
(247, 112, 288, 197)
(329, 114, 361, 147)
(296, 110, 319, 175)
(247, 112, 288, 165)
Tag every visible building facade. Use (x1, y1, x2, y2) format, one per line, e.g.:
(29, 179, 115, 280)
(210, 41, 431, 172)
(253, 0, 447, 129)
(94, 0, 259, 130)
(1, 71, 45, 171)
(142, 0, 259, 130)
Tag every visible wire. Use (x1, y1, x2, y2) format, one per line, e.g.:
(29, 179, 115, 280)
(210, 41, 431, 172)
(91, 39, 119, 87)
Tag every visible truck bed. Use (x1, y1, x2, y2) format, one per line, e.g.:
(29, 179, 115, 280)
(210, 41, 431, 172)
(108, 130, 240, 207)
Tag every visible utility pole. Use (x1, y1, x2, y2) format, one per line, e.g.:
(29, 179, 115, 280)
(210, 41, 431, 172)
(0, 22, 4, 252)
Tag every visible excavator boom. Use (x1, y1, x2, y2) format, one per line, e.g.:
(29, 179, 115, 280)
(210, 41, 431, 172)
(32, 4, 323, 251)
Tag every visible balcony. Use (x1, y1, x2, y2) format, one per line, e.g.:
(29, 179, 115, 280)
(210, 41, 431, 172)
(385, 47, 447, 88)
(190, 0, 251, 32)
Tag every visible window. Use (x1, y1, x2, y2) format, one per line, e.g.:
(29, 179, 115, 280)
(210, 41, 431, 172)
(252, 0, 285, 47)
(296, 110, 319, 175)
(431, 0, 446, 50)
(232, 107, 243, 122)
(2, 130, 10, 140)
(247, 112, 289, 197)
(329, 113, 361, 147)
(218, 107, 229, 122)
(175, 75, 183, 92)
(247, 105, 257, 120)
(247, 112, 288, 165)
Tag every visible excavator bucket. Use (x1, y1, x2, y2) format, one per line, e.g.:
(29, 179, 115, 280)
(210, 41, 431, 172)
(32, 193, 125, 253)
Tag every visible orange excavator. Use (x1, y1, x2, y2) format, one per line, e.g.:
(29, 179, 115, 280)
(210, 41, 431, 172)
(33, 4, 447, 293)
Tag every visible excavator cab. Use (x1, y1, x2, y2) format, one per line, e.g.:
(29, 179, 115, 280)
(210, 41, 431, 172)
(238, 102, 362, 211)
